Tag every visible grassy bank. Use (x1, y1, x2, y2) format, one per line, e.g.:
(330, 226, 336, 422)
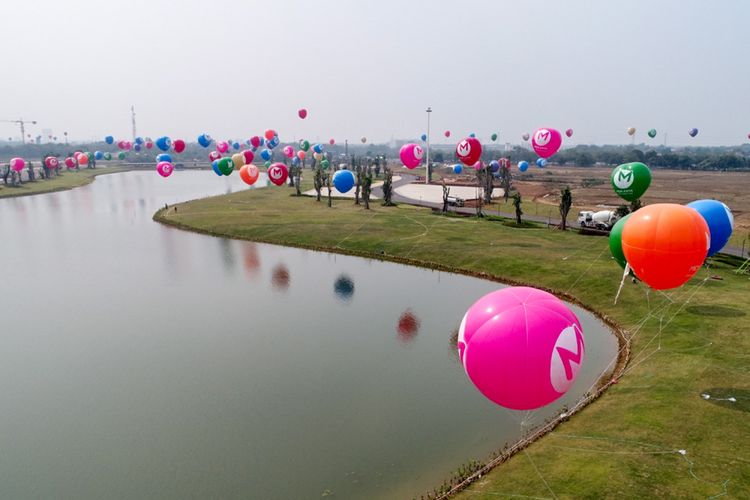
(0, 166, 130, 199)
(154, 183, 749, 499)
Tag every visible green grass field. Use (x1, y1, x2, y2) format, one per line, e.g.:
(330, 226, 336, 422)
(0, 166, 129, 199)
(155, 182, 750, 499)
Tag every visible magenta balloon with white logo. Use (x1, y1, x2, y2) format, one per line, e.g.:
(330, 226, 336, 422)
(216, 141, 229, 153)
(457, 286, 585, 410)
(531, 128, 562, 159)
(399, 143, 423, 169)
(283, 145, 295, 158)
(208, 151, 222, 161)
(156, 161, 174, 178)
(10, 157, 25, 172)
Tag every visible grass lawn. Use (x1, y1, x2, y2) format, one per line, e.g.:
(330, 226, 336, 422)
(0, 166, 130, 199)
(154, 181, 750, 499)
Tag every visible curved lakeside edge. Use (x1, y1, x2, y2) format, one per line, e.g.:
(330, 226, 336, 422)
(153, 205, 631, 500)
(0, 166, 132, 200)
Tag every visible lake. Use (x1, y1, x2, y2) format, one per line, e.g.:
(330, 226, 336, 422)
(0, 170, 618, 499)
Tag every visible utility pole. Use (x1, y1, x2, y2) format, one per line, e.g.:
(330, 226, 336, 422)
(2, 118, 37, 144)
(131, 105, 137, 143)
(425, 106, 432, 184)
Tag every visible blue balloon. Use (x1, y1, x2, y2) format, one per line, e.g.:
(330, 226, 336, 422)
(469, 133, 476, 138)
(453, 164, 463, 174)
(211, 159, 223, 176)
(155, 136, 172, 151)
(232, 142, 240, 150)
(332, 169, 355, 193)
(421, 134, 427, 142)
(198, 134, 212, 148)
(134, 144, 142, 152)
(518, 161, 529, 172)
(686, 199, 734, 256)
(291, 156, 300, 166)
(260, 149, 272, 161)
(536, 158, 547, 168)
(267, 136, 280, 149)
(134, 137, 144, 145)
(156, 153, 172, 163)
(104, 135, 114, 145)
(94, 151, 104, 160)
(489, 160, 500, 173)
(313, 143, 323, 154)
(259, 137, 266, 146)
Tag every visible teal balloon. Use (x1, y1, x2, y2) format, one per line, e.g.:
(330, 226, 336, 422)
(611, 162, 652, 202)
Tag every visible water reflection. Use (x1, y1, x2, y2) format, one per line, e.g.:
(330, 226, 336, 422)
(218, 238, 237, 274)
(333, 274, 355, 302)
(397, 309, 421, 345)
(271, 264, 290, 291)
(241, 242, 261, 279)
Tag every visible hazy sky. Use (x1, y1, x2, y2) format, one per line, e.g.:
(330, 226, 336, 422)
(3, 0, 749, 146)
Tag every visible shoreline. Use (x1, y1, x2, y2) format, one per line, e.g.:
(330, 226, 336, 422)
(0, 166, 131, 200)
(152, 204, 631, 499)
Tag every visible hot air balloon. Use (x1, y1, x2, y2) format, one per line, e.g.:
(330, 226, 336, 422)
(458, 287, 585, 410)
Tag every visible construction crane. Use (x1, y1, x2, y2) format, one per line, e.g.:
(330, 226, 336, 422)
(2, 118, 37, 144)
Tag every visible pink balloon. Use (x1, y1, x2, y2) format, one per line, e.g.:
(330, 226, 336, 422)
(242, 149, 255, 164)
(329, 138, 335, 145)
(298, 108, 307, 119)
(283, 145, 295, 158)
(473, 160, 483, 171)
(250, 136, 261, 148)
(209, 151, 222, 161)
(399, 143, 423, 169)
(216, 141, 229, 153)
(10, 157, 25, 172)
(156, 161, 174, 178)
(444, 130, 451, 138)
(64, 157, 75, 168)
(565, 128, 573, 138)
(531, 128, 562, 159)
(456, 137, 482, 166)
(145, 141, 153, 149)
(458, 287, 585, 410)
(117, 140, 125, 150)
(45, 156, 59, 169)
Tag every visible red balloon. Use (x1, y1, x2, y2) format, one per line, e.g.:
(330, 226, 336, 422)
(621, 204, 710, 290)
(444, 130, 451, 138)
(250, 136, 261, 148)
(145, 141, 153, 149)
(264, 129, 277, 141)
(64, 157, 75, 168)
(267, 162, 288, 186)
(298, 109, 308, 119)
(456, 137, 482, 166)
(173, 139, 186, 153)
(242, 149, 255, 164)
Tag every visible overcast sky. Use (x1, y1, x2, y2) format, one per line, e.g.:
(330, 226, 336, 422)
(3, 0, 749, 146)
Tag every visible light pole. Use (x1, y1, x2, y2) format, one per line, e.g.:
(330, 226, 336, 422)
(425, 106, 432, 184)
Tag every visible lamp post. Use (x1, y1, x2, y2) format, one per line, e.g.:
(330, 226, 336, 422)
(425, 106, 432, 184)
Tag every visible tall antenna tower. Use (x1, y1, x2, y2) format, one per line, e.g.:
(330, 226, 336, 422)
(131, 105, 137, 142)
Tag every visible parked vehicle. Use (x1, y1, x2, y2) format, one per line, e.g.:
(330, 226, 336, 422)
(577, 210, 619, 230)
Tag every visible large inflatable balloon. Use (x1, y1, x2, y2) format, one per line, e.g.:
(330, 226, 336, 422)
(490, 133, 498, 142)
(217, 157, 234, 176)
(689, 128, 699, 137)
(104, 135, 114, 145)
(198, 134, 212, 147)
(531, 128, 562, 159)
(239, 164, 260, 185)
(399, 143, 424, 169)
(134, 144, 142, 152)
(216, 141, 229, 154)
(211, 160, 223, 176)
(156, 153, 172, 163)
(260, 149, 272, 161)
(565, 128, 573, 138)
(473, 161, 483, 171)
(627, 127, 636, 136)
(103, 152, 112, 161)
(264, 129, 277, 141)
(536, 158, 547, 168)
(78, 153, 89, 166)
(298, 140, 310, 152)
(313, 152, 323, 162)
(249, 136, 261, 148)
(622, 204, 709, 290)
(94, 151, 104, 160)
(611, 162, 651, 201)
(522, 133, 530, 141)
(608, 214, 631, 269)
(518, 160, 529, 172)
(421, 134, 427, 142)
(648, 128, 657, 138)
(456, 137, 482, 166)
(329, 138, 335, 145)
(298, 108, 307, 119)
(156, 161, 174, 178)
(231, 153, 245, 169)
(360, 137, 366, 143)
(444, 130, 451, 138)
(44, 156, 59, 169)
(489, 160, 500, 173)
(118, 152, 126, 160)
(145, 141, 153, 150)
(313, 143, 323, 154)
(686, 200, 734, 257)
(173, 139, 186, 153)
(458, 287, 585, 410)
(453, 164, 463, 174)
(297, 150, 306, 160)
(209, 151, 222, 162)
(155, 136, 172, 151)
(267, 136, 280, 149)
(333, 169, 356, 193)
(320, 159, 330, 170)
(267, 162, 288, 186)
(282, 145, 294, 158)
(10, 157, 25, 172)
(64, 157, 75, 169)
(242, 149, 255, 164)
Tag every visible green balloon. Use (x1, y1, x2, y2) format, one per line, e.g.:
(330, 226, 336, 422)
(264, 160, 271, 168)
(103, 152, 112, 161)
(608, 214, 631, 269)
(491, 133, 498, 142)
(217, 157, 234, 175)
(648, 128, 657, 138)
(299, 140, 310, 152)
(611, 162, 651, 202)
(320, 159, 330, 170)
(117, 152, 126, 160)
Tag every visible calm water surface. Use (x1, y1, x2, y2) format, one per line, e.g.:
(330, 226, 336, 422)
(0, 171, 618, 499)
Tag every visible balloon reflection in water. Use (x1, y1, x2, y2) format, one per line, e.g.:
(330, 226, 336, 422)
(397, 309, 421, 344)
(242, 243, 260, 277)
(271, 264, 290, 291)
(333, 274, 355, 302)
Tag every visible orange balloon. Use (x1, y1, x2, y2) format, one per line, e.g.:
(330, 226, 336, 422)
(297, 150, 306, 160)
(239, 164, 259, 185)
(621, 204, 709, 290)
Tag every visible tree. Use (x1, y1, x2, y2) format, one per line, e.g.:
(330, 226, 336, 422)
(559, 186, 572, 230)
(499, 161, 512, 203)
(326, 171, 333, 208)
(382, 166, 395, 206)
(362, 166, 372, 210)
(313, 161, 323, 202)
(512, 191, 523, 224)
(441, 179, 450, 213)
(630, 198, 643, 212)
(354, 157, 362, 205)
